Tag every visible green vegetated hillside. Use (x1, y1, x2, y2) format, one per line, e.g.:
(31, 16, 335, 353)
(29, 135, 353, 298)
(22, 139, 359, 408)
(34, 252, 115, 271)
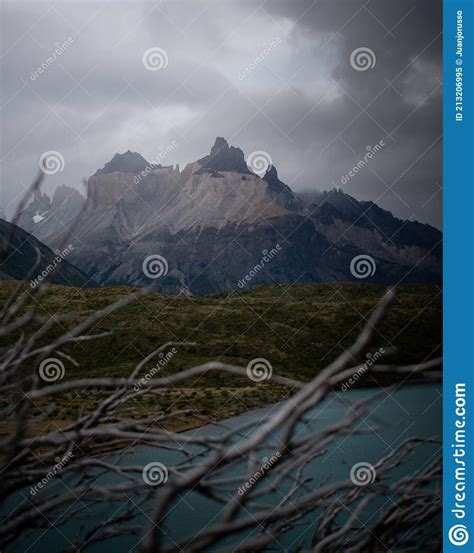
(0, 282, 442, 430)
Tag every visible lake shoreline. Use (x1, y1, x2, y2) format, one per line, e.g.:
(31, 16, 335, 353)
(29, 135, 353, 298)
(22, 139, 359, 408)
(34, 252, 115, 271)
(2, 378, 438, 445)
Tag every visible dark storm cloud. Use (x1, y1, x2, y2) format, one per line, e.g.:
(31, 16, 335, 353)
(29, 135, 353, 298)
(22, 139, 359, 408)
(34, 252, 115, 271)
(259, 0, 442, 225)
(0, 0, 442, 228)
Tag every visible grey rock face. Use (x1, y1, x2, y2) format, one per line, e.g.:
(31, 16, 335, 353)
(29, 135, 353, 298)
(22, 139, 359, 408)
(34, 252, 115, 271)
(17, 185, 85, 246)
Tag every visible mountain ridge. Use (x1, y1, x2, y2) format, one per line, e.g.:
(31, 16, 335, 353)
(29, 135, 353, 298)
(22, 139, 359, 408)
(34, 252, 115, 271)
(0, 218, 97, 287)
(15, 137, 442, 294)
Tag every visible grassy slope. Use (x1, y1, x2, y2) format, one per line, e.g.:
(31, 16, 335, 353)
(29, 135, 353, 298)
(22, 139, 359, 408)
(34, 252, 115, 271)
(0, 282, 442, 430)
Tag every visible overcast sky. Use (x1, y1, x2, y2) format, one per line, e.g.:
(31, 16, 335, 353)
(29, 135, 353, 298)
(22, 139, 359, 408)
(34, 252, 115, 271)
(1, 0, 442, 228)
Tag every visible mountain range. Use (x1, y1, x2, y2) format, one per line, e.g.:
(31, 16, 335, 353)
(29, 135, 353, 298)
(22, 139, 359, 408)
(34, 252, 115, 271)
(13, 137, 442, 295)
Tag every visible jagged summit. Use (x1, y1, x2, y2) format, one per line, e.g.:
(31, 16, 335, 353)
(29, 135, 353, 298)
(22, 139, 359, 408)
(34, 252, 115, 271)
(52, 184, 85, 206)
(95, 150, 149, 175)
(197, 137, 252, 174)
(263, 164, 278, 180)
(263, 165, 287, 192)
(263, 165, 301, 210)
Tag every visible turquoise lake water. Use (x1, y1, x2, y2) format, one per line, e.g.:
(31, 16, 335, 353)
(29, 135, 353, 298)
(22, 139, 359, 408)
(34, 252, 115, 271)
(4, 384, 442, 552)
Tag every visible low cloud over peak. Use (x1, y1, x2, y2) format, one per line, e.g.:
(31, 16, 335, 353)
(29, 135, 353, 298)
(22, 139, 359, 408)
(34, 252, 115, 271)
(0, 0, 442, 228)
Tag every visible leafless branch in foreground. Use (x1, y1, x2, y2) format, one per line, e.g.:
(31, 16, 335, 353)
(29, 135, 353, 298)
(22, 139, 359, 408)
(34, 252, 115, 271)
(0, 199, 442, 552)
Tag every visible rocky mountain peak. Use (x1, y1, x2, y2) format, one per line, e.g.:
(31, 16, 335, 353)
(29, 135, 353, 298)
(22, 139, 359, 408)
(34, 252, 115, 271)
(210, 136, 229, 155)
(52, 184, 85, 207)
(95, 150, 149, 175)
(263, 164, 301, 210)
(264, 165, 278, 180)
(197, 137, 251, 174)
(32, 189, 51, 209)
